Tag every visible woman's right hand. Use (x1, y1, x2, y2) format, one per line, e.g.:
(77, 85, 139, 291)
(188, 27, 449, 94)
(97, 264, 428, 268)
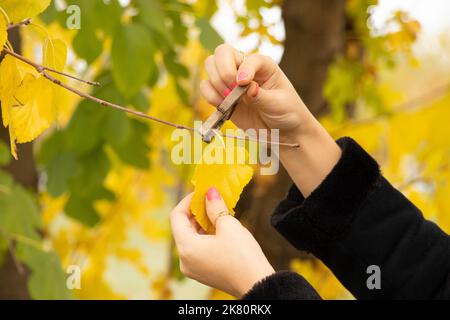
(202, 44, 342, 198)
(200, 44, 314, 143)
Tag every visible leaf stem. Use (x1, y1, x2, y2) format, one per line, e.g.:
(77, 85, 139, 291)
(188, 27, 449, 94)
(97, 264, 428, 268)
(7, 18, 32, 30)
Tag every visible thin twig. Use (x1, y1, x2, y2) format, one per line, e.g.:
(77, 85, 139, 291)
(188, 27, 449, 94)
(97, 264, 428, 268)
(45, 68, 101, 86)
(3, 48, 300, 148)
(7, 18, 32, 30)
(3, 48, 99, 86)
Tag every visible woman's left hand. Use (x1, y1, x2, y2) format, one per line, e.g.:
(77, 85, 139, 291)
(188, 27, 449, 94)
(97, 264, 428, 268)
(170, 188, 275, 298)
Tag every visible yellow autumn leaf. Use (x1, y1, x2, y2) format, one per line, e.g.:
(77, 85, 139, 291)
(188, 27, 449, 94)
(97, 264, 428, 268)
(43, 38, 67, 119)
(0, 55, 26, 159)
(0, 54, 22, 127)
(0, 0, 51, 23)
(190, 144, 253, 233)
(0, 54, 39, 157)
(11, 74, 54, 143)
(0, 12, 7, 49)
(43, 38, 67, 72)
(8, 121, 17, 159)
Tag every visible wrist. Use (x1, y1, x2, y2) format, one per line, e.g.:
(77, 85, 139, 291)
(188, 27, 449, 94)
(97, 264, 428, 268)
(234, 264, 275, 298)
(279, 114, 341, 197)
(279, 106, 317, 142)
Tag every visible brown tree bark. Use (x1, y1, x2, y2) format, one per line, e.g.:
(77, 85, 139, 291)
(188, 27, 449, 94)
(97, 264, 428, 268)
(239, 0, 347, 270)
(0, 27, 36, 300)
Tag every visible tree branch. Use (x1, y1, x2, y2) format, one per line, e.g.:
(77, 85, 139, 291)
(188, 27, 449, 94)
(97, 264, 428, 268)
(7, 19, 32, 30)
(2, 48, 300, 148)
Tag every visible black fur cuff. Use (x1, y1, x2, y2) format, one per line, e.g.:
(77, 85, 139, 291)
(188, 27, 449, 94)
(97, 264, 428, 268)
(242, 271, 321, 300)
(271, 137, 380, 252)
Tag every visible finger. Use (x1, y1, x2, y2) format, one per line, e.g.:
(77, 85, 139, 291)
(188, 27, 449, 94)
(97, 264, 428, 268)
(189, 216, 202, 232)
(200, 80, 223, 106)
(236, 54, 278, 86)
(170, 193, 199, 244)
(214, 44, 241, 87)
(204, 55, 229, 97)
(205, 187, 237, 233)
(241, 81, 268, 106)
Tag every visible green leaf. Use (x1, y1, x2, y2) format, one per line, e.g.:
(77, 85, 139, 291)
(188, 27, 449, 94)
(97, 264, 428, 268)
(128, 90, 150, 112)
(112, 23, 155, 98)
(16, 243, 72, 300)
(0, 169, 13, 190)
(70, 0, 103, 63)
(0, 140, 11, 166)
(136, 0, 166, 34)
(64, 195, 100, 227)
(37, 130, 66, 165)
(164, 52, 189, 78)
(0, 236, 7, 267)
(102, 110, 130, 145)
(95, 0, 122, 35)
(0, 183, 41, 240)
(110, 119, 150, 169)
(65, 101, 106, 157)
(63, 147, 111, 226)
(0, 170, 70, 299)
(0, 170, 12, 264)
(46, 153, 80, 197)
(196, 18, 223, 51)
(175, 80, 189, 105)
(89, 186, 116, 202)
(71, 148, 111, 191)
(73, 30, 102, 64)
(168, 11, 188, 45)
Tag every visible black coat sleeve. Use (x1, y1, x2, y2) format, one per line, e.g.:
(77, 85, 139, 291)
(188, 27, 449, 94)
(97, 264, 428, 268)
(242, 271, 321, 300)
(271, 137, 450, 299)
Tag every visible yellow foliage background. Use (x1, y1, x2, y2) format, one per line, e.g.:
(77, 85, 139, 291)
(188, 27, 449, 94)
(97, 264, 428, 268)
(3, 1, 448, 300)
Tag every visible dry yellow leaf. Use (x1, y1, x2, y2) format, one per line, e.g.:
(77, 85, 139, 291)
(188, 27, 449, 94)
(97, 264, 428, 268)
(0, 0, 51, 23)
(0, 55, 23, 127)
(43, 38, 67, 72)
(43, 38, 67, 119)
(190, 144, 253, 233)
(0, 12, 7, 49)
(0, 38, 67, 157)
(11, 74, 54, 143)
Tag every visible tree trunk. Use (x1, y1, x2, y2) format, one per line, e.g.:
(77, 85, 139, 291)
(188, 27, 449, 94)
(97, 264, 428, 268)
(0, 27, 36, 300)
(240, 0, 347, 270)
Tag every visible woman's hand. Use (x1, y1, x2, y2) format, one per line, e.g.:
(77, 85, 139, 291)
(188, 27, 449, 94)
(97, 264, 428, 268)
(201, 44, 342, 197)
(170, 188, 275, 298)
(200, 44, 314, 142)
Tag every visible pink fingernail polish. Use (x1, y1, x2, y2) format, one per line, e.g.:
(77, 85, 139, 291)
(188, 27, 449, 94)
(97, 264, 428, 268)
(223, 88, 231, 97)
(206, 187, 221, 201)
(231, 82, 238, 89)
(237, 71, 248, 82)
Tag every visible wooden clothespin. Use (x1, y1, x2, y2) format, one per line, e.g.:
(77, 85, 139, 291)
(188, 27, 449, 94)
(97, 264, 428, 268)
(199, 84, 250, 143)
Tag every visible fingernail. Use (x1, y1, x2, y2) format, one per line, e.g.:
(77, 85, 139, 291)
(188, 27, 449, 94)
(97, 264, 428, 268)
(206, 187, 221, 201)
(223, 88, 231, 97)
(231, 82, 238, 89)
(237, 71, 248, 82)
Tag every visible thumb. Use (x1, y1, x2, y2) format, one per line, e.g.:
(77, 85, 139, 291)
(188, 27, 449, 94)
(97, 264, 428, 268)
(205, 187, 237, 233)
